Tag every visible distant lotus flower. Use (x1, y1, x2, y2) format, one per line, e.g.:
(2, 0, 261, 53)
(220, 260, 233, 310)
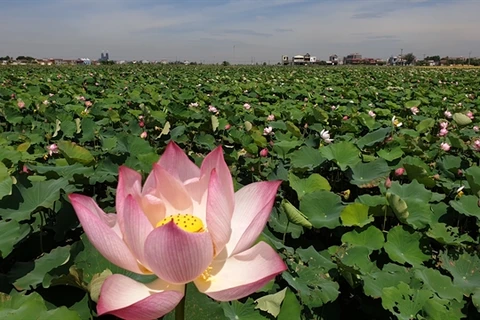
(78, 96, 86, 101)
(140, 131, 148, 139)
(392, 116, 402, 127)
(267, 114, 275, 121)
(189, 102, 199, 108)
(394, 167, 405, 176)
(85, 101, 93, 108)
(68, 142, 286, 319)
(47, 144, 59, 156)
(349, 100, 354, 104)
(438, 128, 448, 137)
(304, 98, 308, 102)
(224, 124, 231, 130)
(320, 129, 333, 144)
(263, 126, 273, 136)
(331, 105, 337, 110)
(343, 116, 349, 120)
(17, 100, 25, 109)
(444, 110, 452, 118)
(139, 121, 145, 128)
(440, 142, 451, 151)
(385, 177, 392, 188)
(439, 122, 448, 129)
(368, 110, 376, 118)
(43, 100, 49, 105)
(22, 165, 30, 174)
(259, 148, 268, 157)
(467, 111, 474, 120)
(473, 139, 480, 151)
(443, 97, 447, 101)
(474, 126, 479, 132)
(243, 103, 251, 110)
(410, 107, 419, 115)
(208, 105, 218, 113)
(49, 93, 54, 97)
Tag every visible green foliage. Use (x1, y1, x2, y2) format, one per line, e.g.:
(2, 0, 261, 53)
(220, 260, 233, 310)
(1, 65, 480, 319)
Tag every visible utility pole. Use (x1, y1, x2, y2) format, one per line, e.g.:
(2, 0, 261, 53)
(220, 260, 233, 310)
(400, 48, 403, 66)
(469, 51, 472, 65)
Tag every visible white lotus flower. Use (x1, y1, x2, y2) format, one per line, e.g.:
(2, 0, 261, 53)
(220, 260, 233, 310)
(320, 129, 334, 144)
(392, 116, 402, 127)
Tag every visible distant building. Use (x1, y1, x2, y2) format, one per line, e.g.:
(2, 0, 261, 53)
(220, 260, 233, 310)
(388, 56, 405, 66)
(77, 58, 91, 65)
(99, 52, 110, 62)
(344, 53, 363, 65)
(293, 55, 304, 65)
(289, 53, 316, 65)
(327, 54, 339, 65)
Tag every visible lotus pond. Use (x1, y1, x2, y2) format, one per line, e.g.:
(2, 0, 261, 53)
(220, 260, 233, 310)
(1, 65, 480, 319)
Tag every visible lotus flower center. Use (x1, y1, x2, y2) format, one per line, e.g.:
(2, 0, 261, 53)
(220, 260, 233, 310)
(393, 119, 400, 126)
(156, 213, 204, 233)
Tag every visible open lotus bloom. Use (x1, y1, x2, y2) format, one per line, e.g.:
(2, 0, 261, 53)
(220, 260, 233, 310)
(69, 142, 286, 320)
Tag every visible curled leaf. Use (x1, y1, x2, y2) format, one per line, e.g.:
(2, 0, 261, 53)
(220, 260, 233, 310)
(282, 199, 312, 229)
(386, 192, 409, 222)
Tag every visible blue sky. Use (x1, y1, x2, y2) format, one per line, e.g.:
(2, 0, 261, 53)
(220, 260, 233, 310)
(1, 0, 479, 63)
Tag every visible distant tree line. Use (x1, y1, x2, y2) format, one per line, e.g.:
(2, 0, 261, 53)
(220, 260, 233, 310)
(15, 56, 36, 61)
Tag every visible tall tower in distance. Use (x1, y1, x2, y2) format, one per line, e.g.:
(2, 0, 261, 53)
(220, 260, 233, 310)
(105, 52, 109, 61)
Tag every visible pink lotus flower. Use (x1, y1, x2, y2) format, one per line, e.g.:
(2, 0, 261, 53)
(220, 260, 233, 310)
(139, 121, 145, 128)
(439, 122, 448, 129)
(243, 103, 251, 110)
(22, 165, 30, 174)
(394, 167, 405, 176)
(368, 110, 376, 118)
(410, 107, 419, 115)
(444, 110, 452, 119)
(208, 105, 218, 113)
(47, 144, 58, 156)
(467, 111, 474, 120)
(263, 126, 273, 136)
(17, 100, 25, 109)
(473, 139, 480, 151)
(343, 115, 349, 120)
(85, 101, 93, 108)
(385, 177, 392, 188)
(140, 131, 148, 139)
(440, 142, 451, 151)
(259, 148, 268, 157)
(474, 126, 479, 132)
(438, 128, 448, 137)
(224, 124, 231, 130)
(68, 142, 286, 319)
(267, 114, 275, 121)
